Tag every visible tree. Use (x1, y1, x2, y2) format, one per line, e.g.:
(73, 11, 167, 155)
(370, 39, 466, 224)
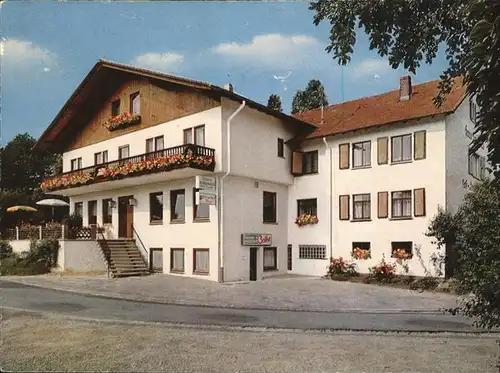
(267, 94, 283, 112)
(426, 179, 500, 329)
(310, 0, 500, 177)
(1, 133, 57, 192)
(291, 79, 329, 114)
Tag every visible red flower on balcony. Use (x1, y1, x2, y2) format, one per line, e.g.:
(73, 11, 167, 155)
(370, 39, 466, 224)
(295, 213, 319, 227)
(103, 113, 141, 131)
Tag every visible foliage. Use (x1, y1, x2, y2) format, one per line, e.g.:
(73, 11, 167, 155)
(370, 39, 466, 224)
(327, 256, 358, 278)
(309, 0, 500, 177)
(0, 239, 59, 275)
(295, 213, 319, 226)
(409, 277, 440, 292)
(267, 94, 283, 112)
(352, 247, 371, 260)
(291, 79, 329, 114)
(426, 179, 500, 329)
(369, 255, 396, 283)
(64, 213, 83, 229)
(0, 240, 13, 260)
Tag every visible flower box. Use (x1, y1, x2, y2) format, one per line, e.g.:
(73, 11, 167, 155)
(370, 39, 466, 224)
(352, 247, 371, 260)
(392, 248, 412, 260)
(103, 113, 141, 131)
(295, 214, 319, 227)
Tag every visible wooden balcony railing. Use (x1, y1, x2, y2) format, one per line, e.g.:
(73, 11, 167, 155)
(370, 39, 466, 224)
(41, 144, 216, 192)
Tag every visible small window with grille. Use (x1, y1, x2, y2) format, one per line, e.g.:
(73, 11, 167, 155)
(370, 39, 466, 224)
(299, 245, 326, 260)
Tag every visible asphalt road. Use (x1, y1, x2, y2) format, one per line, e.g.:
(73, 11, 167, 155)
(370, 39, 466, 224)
(0, 280, 496, 333)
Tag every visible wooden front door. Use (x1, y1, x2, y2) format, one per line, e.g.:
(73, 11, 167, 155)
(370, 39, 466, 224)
(118, 196, 134, 238)
(249, 247, 258, 281)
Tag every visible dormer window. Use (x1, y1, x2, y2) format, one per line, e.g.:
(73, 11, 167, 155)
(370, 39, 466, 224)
(130, 92, 140, 115)
(111, 100, 120, 117)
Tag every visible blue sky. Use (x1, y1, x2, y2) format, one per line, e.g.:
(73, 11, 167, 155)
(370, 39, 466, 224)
(1, 1, 448, 146)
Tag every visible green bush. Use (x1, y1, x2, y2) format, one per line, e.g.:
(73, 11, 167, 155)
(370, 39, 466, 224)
(0, 239, 59, 276)
(0, 240, 13, 260)
(63, 213, 82, 229)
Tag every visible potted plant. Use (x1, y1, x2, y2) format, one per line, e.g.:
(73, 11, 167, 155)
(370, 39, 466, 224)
(295, 213, 319, 227)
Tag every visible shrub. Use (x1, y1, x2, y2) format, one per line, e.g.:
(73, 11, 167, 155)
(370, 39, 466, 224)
(327, 257, 358, 279)
(0, 239, 59, 276)
(369, 255, 396, 283)
(0, 240, 13, 260)
(64, 213, 82, 229)
(409, 277, 440, 291)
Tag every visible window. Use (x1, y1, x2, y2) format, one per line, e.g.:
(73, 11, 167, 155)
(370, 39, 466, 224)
(130, 92, 140, 115)
(299, 245, 326, 260)
(170, 248, 185, 273)
(302, 151, 318, 174)
(391, 134, 412, 163)
(193, 188, 210, 221)
(94, 151, 108, 165)
(170, 189, 185, 222)
(70, 157, 82, 171)
(146, 136, 164, 158)
(391, 190, 412, 218)
(263, 247, 277, 271)
(352, 194, 371, 220)
(391, 241, 413, 259)
(88, 200, 97, 225)
(287, 245, 292, 271)
(149, 248, 163, 272)
(111, 99, 120, 117)
(183, 125, 205, 146)
(193, 248, 209, 274)
(352, 141, 371, 167)
(297, 198, 317, 217)
(468, 151, 485, 180)
(277, 138, 284, 158)
(263, 191, 277, 223)
(102, 198, 113, 224)
(149, 192, 163, 223)
(194, 125, 205, 146)
(118, 145, 130, 160)
(74, 202, 83, 217)
(469, 97, 477, 124)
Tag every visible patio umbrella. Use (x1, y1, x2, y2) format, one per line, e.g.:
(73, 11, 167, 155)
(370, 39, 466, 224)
(36, 199, 69, 221)
(6, 206, 38, 212)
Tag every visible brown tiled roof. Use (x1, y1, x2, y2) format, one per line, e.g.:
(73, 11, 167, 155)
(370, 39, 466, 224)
(294, 78, 467, 140)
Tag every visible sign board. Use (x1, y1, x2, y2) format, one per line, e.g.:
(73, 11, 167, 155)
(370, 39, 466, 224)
(195, 175, 217, 206)
(196, 176, 216, 192)
(241, 233, 272, 246)
(199, 190, 217, 205)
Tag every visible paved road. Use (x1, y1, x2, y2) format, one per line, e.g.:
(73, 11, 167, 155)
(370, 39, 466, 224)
(1, 280, 496, 333)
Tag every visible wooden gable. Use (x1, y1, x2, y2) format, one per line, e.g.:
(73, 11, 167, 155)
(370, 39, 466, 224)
(66, 77, 220, 151)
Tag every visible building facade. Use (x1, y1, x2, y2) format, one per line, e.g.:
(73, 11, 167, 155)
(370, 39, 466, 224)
(36, 61, 487, 282)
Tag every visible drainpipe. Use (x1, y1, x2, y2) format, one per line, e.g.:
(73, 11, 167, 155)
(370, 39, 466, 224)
(218, 100, 246, 283)
(322, 136, 333, 260)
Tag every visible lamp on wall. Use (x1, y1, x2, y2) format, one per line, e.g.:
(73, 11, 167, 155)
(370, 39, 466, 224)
(129, 198, 137, 206)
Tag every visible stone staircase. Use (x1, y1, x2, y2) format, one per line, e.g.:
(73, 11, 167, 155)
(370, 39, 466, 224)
(97, 239, 150, 278)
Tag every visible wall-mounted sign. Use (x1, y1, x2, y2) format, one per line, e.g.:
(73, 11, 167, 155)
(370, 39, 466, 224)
(241, 233, 272, 246)
(195, 175, 217, 206)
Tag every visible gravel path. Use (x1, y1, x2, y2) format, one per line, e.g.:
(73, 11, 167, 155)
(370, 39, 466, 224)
(3, 273, 461, 312)
(2, 311, 498, 373)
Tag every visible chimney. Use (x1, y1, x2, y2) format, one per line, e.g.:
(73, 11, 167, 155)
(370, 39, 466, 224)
(223, 83, 234, 92)
(399, 75, 412, 101)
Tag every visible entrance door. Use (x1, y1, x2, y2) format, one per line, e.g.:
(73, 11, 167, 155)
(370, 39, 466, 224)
(118, 196, 134, 238)
(249, 247, 258, 281)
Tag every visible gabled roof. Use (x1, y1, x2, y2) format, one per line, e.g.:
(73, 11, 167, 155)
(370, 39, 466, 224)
(293, 78, 467, 141)
(35, 59, 316, 152)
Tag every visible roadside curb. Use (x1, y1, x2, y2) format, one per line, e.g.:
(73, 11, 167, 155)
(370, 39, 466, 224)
(1, 278, 449, 315)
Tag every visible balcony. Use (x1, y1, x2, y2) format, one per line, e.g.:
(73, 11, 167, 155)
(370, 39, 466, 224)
(41, 144, 216, 194)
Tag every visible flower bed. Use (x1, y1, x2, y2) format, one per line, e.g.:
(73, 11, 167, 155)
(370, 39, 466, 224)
(103, 113, 141, 131)
(295, 213, 319, 227)
(41, 153, 215, 192)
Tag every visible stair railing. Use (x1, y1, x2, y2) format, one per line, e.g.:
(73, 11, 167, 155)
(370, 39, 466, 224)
(131, 223, 150, 272)
(93, 223, 111, 278)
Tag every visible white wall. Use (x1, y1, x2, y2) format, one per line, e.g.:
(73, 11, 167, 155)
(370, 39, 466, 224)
(445, 95, 488, 214)
(62, 106, 223, 173)
(287, 138, 331, 276)
(289, 119, 448, 277)
(10, 240, 31, 254)
(69, 177, 220, 281)
(222, 99, 296, 185)
(223, 175, 289, 282)
(58, 240, 108, 273)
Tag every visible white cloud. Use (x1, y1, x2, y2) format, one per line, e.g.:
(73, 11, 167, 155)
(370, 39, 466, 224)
(131, 52, 184, 73)
(1, 39, 56, 71)
(351, 58, 391, 80)
(212, 34, 325, 70)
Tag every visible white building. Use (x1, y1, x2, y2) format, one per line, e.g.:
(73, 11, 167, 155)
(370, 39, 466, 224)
(35, 61, 486, 281)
